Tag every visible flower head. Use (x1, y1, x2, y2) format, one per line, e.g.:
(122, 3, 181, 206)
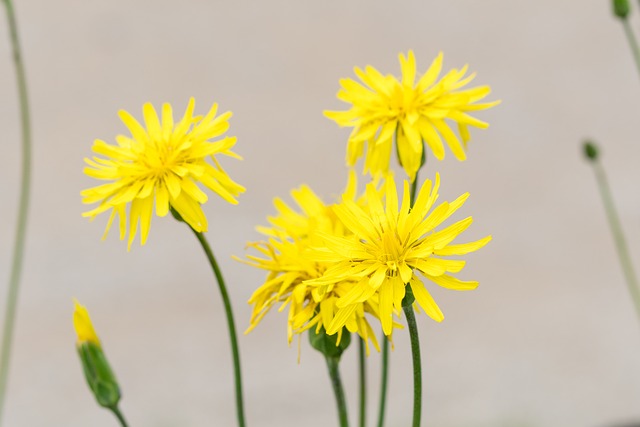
(240, 173, 391, 354)
(310, 174, 491, 336)
(82, 98, 245, 249)
(73, 299, 101, 347)
(325, 51, 499, 182)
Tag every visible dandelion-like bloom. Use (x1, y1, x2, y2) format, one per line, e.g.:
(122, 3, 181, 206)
(310, 174, 491, 336)
(325, 51, 500, 182)
(241, 174, 392, 353)
(82, 98, 245, 249)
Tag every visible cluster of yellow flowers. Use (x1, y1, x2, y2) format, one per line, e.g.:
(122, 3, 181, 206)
(242, 51, 497, 347)
(81, 50, 497, 352)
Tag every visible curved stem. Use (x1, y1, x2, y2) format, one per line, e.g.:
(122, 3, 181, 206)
(191, 230, 246, 427)
(376, 336, 389, 427)
(357, 339, 366, 427)
(402, 305, 422, 427)
(622, 18, 640, 79)
(0, 0, 32, 424)
(326, 356, 349, 427)
(590, 159, 640, 321)
(110, 406, 130, 427)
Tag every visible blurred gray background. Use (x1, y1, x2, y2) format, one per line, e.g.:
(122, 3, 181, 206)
(2, 1, 640, 426)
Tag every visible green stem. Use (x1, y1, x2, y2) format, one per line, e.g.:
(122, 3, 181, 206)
(402, 304, 422, 427)
(376, 169, 421, 427)
(376, 337, 389, 427)
(190, 230, 246, 427)
(409, 176, 419, 208)
(622, 18, 640, 79)
(110, 406, 130, 427)
(326, 356, 349, 427)
(590, 159, 640, 321)
(357, 339, 366, 427)
(0, 0, 32, 424)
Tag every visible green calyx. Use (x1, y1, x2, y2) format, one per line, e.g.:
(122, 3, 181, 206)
(77, 341, 121, 409)
(169, 206, 184, 223)
(401, 284, 416, 308)
(309, 325, 351, 360)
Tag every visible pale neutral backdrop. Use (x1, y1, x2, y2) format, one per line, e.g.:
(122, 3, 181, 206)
(2, 1, 640, 426)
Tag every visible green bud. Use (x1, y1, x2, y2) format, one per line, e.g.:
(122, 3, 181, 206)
(401, 285, 416, 308)
(77, 341, 121, 409)
(613, 0, 630, 19)
(583, 140, 599, 161)
(308, 325, 351, 359)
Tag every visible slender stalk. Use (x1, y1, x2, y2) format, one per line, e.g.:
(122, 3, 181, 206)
(622, 18, 640, 79)
(376, 337, 389, 427)
(357, 339, 366, 427)
(190, 229, 246, 427)
(409, 177, 419, 208)
(326, 356, 349, 427)
(402, 304, 422, 427)
(376, 170, 421, 427)
(589, 156, 640, 321)
(110, 406, 130, 427)
(0, 0, 32, 423)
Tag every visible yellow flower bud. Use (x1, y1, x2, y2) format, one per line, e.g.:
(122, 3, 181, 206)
(72, 299, 121, 409)
(73, 299, 101, 347)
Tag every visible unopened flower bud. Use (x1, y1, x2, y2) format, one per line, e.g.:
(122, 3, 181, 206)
(613, 0, 630, 19)
(583, 141, 599, 161)
(309, 325, 351, 360)
(73, 300, 121, 409)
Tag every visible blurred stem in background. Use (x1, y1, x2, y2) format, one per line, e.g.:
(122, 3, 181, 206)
(613, 0, 640, 77)
(0, 0, 32, 425)
(583, 141, 640, 322)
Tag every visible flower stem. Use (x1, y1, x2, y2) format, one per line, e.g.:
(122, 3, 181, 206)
(587, 152, 640, 322)
(622, 18, 640, 79)
(110, 406, 130, 427)
(190, 229, 246, 427)
(376, 170, 422, 427)
(410, 177, 419, 208)
(376, 336, 389, 427)
(0, 0, 32, 424)
(326, 355, 349, 427)
(357, 339, 366, 427)
(402, 303, 422, 427)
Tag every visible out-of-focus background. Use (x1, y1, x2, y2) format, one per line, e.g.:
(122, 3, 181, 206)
(2, 1, 640, 426)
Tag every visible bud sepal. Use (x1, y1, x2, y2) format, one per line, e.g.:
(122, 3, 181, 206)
(77, 340, 121, 409)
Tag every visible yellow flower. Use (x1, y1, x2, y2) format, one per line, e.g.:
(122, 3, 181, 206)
(325, 51, 500, 182)
(82, 98, 245, 249)
(241, 173, 390, 354)
(73, 299, 101, 347)
(310, 174, 491, 336)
